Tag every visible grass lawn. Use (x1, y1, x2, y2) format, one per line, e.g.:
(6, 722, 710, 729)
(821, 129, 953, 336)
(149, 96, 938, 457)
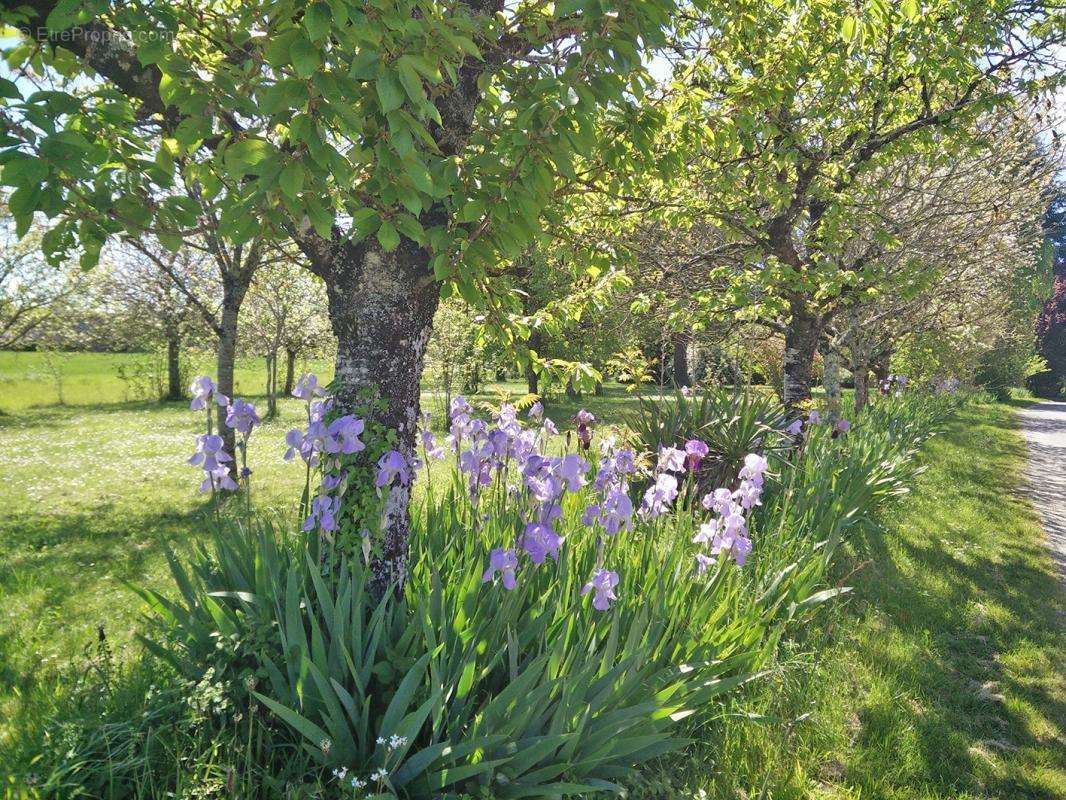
(808, 401, 1066, 799)
(659, 401, 1065, 799)
(0, 351, 334, 412)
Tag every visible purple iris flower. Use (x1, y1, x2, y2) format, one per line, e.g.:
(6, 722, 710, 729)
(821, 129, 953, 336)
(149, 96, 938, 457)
(309, 397, 333, 422)
(481, 548, 518, 590)
(321, 472, 344, 491)
(582, 504, 601, 526)
(225, 398, 260, 434)
(283, 428, 309, 462)
(694, 552, 714, 575)
(556, 454, 590, 492)
(692, 518, 719, 545)
(509, 429, 538, 463)
(541, 418, 559, 436)
(189, 375, 228, 411)
(734, 480, 762, 510)
(189, 434, 232, 472)
(711, 530, 752, 566)
(200, 464, 238, 493)
(738, 453, 768, 487)
(292, 373, 327, 401)
(527, 401, 544, 421)
(325, 416, 365, 454)
(598, 487, 633, 535)
(375, 449, 410, 488)
(421, 429, 445, 460)
(581, 569, 619, 611)
(722, 510, 747, 536)
(487, 427, 510, 460)
(702, 487, 734, 515)
(786, 418, 804, 436)
(832, 418, 852, 437)
(640, 473, 678, 518)
(303, 495, 341, 533)
(808, 410, 822, 425)
(572, 409, 595, 450)
(684, 439, 709, 471)
(450, 395, 472, 418)
(520, 522, 563, 565)
(657, 446, 686, 474)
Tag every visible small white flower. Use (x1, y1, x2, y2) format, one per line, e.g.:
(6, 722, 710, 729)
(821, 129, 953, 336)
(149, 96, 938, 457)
(332, 767, 348, 781)
(389, 734, 407, 748)
(351, 777, 366, 789)
(376, 736, 386, 745)
(370, 768, 388, 782)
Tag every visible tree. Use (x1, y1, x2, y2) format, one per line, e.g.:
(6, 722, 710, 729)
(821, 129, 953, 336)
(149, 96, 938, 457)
(102, 240, 217, 400)
(659, 0, 1064, 410)
(1032, 192, 1066, 397)
(824, 114, 1056, 410)
(0, 202, 82, 349)
(0, 0, 677, 594)
(242, 260, 332, 416)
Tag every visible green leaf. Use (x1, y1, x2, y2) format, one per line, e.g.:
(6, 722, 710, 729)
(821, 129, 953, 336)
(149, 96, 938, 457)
(304, 2, 332, 41)
(223, 138, 274, 177)
(8, 184, 42, 218)
(280, 161, 305, 199)
(376, 72, 404, 113)
(0, 77, 20, 99)
(1, 155, 48, 187)
(396, 56, 424, 104)
(377, 220, 400, 251)
(290, 35, 320, 79)
(840, 15, 858, 42)
(901, 0, 919, 20)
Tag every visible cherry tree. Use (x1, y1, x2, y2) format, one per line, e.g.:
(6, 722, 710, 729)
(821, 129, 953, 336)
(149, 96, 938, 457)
(0, 0, 677, 593)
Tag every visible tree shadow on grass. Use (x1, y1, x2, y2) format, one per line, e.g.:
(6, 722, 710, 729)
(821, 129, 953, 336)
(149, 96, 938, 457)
(0, 502, 216, 696)
(828, 406, 1065, 800)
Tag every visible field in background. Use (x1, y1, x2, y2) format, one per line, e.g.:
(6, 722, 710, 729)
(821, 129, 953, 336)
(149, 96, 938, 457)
(0, 351, 334, 412)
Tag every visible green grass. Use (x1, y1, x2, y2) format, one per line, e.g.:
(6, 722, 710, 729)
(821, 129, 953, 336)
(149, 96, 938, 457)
(805, 402, 1066, 799)
(0, 351, 333, 412)
(637, 401, 1065, 799)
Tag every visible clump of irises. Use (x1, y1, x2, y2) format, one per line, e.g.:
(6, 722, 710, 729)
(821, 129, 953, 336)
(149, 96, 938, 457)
(187, 376, 259, 495)
(184, 374, 818, 614)
(786, 408, 852, 438)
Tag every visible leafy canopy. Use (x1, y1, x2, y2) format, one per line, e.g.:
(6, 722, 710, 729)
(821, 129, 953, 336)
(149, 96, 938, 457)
(0, 0, 673, 308)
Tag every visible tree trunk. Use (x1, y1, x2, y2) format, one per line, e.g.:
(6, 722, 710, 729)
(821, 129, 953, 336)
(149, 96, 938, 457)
(165, 333, 182, 401)
(265, 352, 278, 418)
(525, 329, 541, 395)
(672, 334, 691, 388)
(821, 344, 841, 416)
(854, 361, 870, 415)
(284, 348, 297, 396)
(325, 239, 440, 599)
(525, 360, 539, 395)
(782, 300, 821, 411)
(215, 280, 246, 469)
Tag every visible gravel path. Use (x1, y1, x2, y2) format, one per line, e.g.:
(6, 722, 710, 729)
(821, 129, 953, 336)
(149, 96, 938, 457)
(1017, 400, 1066, 582)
